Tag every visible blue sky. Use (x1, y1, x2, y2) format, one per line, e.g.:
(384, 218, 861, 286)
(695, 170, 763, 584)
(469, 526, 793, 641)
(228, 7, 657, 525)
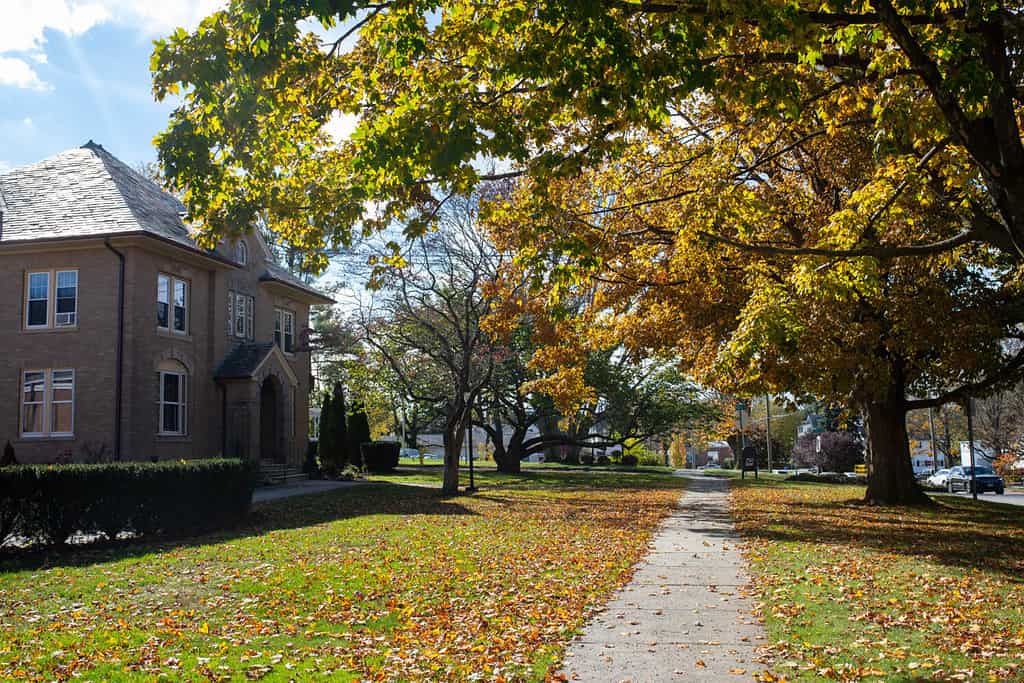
(0, 1, 228, 172)
(0, 1, 359, 174)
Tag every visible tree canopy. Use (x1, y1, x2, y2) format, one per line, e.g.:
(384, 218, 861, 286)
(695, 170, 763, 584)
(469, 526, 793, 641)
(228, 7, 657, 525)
(151, 0, 1024, 502)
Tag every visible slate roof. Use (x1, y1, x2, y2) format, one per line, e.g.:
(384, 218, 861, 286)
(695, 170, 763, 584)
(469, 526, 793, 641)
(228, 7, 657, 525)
(260, 261, 334, 304)
(0, 141, 196, 250)
(214, 343, 276, 380)
(0, 142, 332, 303)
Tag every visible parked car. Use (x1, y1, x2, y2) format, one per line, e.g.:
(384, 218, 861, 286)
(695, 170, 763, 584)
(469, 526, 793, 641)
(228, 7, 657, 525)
(926, 469, 952, 489)
(947, 466, 1005, 494)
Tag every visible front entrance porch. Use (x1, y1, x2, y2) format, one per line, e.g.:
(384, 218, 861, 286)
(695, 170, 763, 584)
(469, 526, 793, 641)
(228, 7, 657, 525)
(215, 343, 299, 469)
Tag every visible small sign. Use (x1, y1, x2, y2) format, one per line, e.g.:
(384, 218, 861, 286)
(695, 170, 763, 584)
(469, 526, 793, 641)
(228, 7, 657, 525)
(741, 445, 758, 479)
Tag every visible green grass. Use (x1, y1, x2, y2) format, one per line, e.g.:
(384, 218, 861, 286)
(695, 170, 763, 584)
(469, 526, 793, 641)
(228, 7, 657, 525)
(730, 477, 1024, 682)
(0, 469, 685, 682)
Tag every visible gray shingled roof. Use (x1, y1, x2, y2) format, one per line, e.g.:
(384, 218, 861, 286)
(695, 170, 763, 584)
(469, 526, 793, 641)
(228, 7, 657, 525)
(214, 343, 276, 380)
(0, 141, 195, 249)
(260, 261, 334, 303)
(0, 142, 332, 304)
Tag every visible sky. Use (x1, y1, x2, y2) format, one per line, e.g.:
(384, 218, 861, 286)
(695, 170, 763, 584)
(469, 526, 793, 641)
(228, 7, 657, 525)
(0, 0, 232, 172)
(0, 0, 359, 174)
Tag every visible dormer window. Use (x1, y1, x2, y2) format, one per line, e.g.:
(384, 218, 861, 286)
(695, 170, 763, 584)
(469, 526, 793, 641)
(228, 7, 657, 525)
(237, 240, 248, 266)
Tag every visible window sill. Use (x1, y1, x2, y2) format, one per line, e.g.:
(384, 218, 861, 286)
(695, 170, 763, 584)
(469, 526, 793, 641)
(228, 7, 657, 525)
(156, 434, 191, 442)
(21, 326, 78, 334)
(157, 329, 193, 342)
(15, 435, 75, 443)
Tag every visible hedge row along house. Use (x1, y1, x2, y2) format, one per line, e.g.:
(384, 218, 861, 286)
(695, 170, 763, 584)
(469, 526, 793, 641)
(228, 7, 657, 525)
(0, 142, 332, 471)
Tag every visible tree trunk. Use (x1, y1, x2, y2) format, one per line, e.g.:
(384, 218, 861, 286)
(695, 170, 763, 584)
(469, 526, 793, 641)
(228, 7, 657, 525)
(494, 427, 525, 474)
(441, 422, 463, 496)
(863, 389, 931, 505)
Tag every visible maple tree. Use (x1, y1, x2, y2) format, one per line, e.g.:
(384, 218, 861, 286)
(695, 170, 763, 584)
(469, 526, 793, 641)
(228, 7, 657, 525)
(151, 1, 1024, 503)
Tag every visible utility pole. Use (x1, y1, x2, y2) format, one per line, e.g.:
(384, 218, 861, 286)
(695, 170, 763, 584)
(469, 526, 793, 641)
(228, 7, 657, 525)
(927, 407, 938, 473)
(765, 394, 773, 473)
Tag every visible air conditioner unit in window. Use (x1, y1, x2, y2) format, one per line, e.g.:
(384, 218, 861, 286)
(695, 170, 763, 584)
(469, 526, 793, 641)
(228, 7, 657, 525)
(55, 313, 76, 326)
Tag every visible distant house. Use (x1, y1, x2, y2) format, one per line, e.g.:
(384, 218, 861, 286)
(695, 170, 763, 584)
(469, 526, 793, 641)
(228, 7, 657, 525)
(704, 440, 733, 466)
(0, 142, 332, 466)
(908, 439, 948, 475)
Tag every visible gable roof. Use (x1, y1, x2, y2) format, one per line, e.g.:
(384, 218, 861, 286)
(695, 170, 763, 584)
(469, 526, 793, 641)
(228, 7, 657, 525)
(215, 342, 297, 385)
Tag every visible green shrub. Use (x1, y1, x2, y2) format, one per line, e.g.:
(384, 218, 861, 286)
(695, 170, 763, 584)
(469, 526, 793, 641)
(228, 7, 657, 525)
(620, 454, 639, 467)
(596, 455, 611, 466)
(637, 453, 663, 466)
(580, 453, 595, 465)
(0, 459, 255, 549)
(360, 442, 400, 473)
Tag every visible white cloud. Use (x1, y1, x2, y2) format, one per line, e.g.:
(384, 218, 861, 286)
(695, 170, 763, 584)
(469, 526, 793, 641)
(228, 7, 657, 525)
(0, 0, 227, 90)
(0, 57, 50, 91)
(0, 160, 11, 174)
(0, 1, 110, 54)
(100, 0, 227, 35)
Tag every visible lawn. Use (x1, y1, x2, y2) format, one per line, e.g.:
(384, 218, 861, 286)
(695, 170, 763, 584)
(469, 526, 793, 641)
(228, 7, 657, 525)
(730, 478, 1024, 682)
(0, 469, 685, 682)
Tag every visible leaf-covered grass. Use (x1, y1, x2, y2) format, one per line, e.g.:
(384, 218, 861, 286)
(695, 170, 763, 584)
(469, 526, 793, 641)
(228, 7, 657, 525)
(0, 469, 685, 681)
(730, 478, 1024, 682)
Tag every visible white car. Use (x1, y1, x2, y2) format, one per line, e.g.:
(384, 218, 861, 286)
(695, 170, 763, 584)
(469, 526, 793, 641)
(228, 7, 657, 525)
(926, 469, 951, 488)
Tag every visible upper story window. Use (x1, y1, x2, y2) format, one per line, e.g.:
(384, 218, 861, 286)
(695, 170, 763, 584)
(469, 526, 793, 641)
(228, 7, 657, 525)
(25, 270, 78, 329)
(229, 291, 254, 340)
(21, 368, 75, 438)
(157, 274, 189, 334)
(274, 308, 295, 353)
(237, 240, 248, 266)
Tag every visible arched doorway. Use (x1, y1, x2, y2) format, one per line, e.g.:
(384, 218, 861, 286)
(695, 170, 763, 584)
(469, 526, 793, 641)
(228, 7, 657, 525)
(260, 376, 280, 462)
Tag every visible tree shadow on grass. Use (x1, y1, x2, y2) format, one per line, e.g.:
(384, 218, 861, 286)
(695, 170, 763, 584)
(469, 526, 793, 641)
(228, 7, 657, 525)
(734, 480, 1024, 578)
(0, 482, 475, 572)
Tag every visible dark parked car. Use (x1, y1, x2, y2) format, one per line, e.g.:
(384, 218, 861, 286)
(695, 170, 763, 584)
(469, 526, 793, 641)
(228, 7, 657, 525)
(947, 466, 1005, 495)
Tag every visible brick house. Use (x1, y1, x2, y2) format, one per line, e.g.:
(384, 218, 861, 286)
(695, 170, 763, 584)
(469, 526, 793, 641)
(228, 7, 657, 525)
(0, 142, 332, 467)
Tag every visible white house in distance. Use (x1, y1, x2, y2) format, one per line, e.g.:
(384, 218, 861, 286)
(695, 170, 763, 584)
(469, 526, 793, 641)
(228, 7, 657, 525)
(908, 439, 948, 475)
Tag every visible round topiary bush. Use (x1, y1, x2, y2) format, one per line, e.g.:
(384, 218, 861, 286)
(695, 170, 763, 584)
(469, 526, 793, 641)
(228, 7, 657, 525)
(596, 455, 611, 466)
(620, 454, 639, 467)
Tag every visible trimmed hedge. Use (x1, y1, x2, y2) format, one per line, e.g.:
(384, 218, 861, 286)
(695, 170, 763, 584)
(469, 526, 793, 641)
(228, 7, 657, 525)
(360, 441, 400, 473)
(0, 459, 256, 549)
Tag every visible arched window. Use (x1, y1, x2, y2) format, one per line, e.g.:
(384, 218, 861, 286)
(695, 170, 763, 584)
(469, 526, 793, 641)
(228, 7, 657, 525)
(157, 359, 188, 435)
(237, 240, 248, 266)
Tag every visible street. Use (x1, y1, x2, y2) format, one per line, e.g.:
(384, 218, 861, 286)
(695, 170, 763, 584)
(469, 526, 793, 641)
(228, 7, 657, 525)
(936, 489, 1024, 508)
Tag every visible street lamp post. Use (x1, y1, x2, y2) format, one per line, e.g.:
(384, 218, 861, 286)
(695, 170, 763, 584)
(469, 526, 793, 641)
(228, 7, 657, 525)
(765, 394, 773, 473)
(966, 397, 977, 501)
(463, 391, 477, 493)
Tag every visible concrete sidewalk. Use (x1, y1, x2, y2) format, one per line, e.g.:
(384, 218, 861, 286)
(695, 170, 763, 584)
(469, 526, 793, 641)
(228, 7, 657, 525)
(561, 476, 767, 682)
(252, 479, 358, 503)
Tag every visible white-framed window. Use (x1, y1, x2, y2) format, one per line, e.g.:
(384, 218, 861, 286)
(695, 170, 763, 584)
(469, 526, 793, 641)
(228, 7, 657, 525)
(157, 274, 189, 334)
(274, 308, 295, 352)
(158, 368, 187, 435)
(26, 273, 48, 328)
(25, 270, 78, 329)
(55, 271, 78, 327)
(237, 240, 248, 266)
(50, 370, 74, 435)
(230, 291, 254, 339)
(20, 369, 74, 437)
